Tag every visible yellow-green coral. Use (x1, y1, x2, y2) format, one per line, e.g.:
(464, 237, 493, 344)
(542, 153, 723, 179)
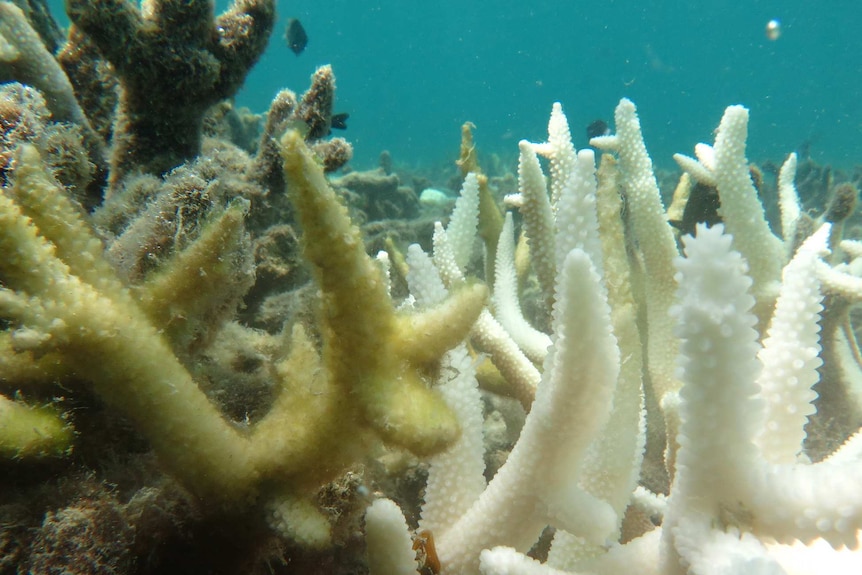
(0, 138, 485, 540)
(280, 129, 487, 456)
(136, 200, 254, 356)
(0, 395, 72, 458)
(456, 121, 504, 284)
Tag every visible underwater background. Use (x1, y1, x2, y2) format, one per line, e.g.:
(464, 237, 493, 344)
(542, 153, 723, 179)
(2, 1, 861, 572)
(48, 0, 862, 172)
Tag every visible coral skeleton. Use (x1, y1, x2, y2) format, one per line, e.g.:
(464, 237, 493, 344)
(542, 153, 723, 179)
(365, 100, 862, 574)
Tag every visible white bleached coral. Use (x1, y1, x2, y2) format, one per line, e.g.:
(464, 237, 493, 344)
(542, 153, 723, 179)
(365, 99, 862, 575)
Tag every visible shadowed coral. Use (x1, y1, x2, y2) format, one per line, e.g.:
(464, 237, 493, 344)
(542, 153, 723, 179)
(250, 65, 353, 195)
(331, 168, 419, 222)
(6, 0, 64, 51)
(0, 5, 106, 205)
(66, 0, 275, 185)
(0, 3, 91, 131)
(55, 25, 119, 143)
(295, 65, 337, 140)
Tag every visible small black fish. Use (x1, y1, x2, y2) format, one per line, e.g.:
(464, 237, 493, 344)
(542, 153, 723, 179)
(586, 119, 610, 140)
(668, 181, 721, 237)
(285, 18, 308, 56)
(331, 113, 349, 130)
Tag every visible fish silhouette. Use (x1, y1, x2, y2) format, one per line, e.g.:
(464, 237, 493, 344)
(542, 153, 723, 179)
(586, 119, 610, 140)
(285, 18, 308, 55)
(331, 113, 349, 130)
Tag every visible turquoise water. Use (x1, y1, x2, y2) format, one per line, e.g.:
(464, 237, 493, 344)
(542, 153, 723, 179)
(49, 1, 862, 172)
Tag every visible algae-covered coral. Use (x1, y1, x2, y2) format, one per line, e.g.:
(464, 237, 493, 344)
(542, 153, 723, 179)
(0, 0, 481, 571)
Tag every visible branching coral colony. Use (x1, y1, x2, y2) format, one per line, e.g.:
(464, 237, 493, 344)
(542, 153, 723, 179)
(3, 3, 862, 575)
(365, 101, 862, 575)
(0, 0, 481, 570)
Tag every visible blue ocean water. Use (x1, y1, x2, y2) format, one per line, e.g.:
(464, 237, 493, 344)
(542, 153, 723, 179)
(49, 1, 862, 172)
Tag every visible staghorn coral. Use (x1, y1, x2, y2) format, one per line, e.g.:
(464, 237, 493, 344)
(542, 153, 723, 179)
(55, 25, 119, 144)
(277, 129, 485, 458)
(0, 131, 485, 554)
(249, 65, 353, 197)
(234, 67, 354, 315)
(0, 3, 91, 132)
(0, 5, 106, 207)
(0, 394, 72, 458)
(2, 0, 860, 571)
(363, 101, 862, 575)
(66, 0, 276, 186)
(1, 0, 426, 569)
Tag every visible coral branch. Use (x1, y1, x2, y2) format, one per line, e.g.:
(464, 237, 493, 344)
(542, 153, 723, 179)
(279, 129, 486, 456)
(66, 0, 275, 184)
